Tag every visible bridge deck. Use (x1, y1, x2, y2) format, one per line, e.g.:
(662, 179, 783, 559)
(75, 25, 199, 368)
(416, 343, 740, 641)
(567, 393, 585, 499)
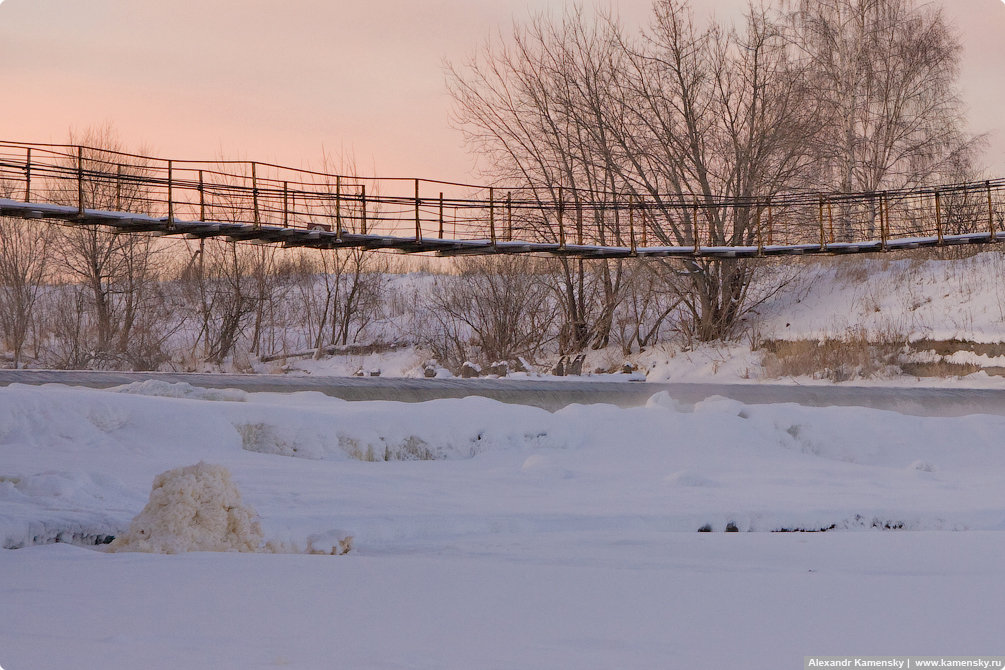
(0, 197, 1001, 259)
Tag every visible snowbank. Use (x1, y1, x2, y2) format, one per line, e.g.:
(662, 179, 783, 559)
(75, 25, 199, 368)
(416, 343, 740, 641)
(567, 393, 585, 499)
(4, 382, 1005, 553)
(109, 380, 248, 402)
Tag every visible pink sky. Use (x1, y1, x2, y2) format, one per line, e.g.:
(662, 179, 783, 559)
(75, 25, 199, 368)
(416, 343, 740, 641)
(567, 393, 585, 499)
(1, 0, 1003, 183)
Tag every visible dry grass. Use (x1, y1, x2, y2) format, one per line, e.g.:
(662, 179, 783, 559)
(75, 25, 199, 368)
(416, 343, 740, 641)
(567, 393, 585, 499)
(759, 336, 1003, 380)
(908, 339, 1005, 358)
(897, 360, 983, 377)
(760, 335, 903, 381)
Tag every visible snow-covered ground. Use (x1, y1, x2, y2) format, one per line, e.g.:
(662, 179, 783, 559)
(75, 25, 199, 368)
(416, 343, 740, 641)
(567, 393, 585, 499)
(2, 381, 1004, 668)
(757, 253, 1005, 344)
(264, 252, 1005, 388)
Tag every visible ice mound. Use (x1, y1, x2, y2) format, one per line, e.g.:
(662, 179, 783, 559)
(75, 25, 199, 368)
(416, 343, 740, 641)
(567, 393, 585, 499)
(108, 380, 247, 402)
(109, 462, 263, 554)
(305, 529, 354, 555)
(234, 421, 342, 460)
(645, 391, 686, 412)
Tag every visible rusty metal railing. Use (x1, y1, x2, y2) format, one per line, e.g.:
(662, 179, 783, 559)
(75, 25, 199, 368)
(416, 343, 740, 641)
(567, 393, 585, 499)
(1, 140, 1003, 258)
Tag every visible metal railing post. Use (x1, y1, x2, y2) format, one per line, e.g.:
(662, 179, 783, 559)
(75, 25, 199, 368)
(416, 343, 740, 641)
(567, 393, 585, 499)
(576, 193, 583, 246)
(641, 203, 647, 248)
(360, 185, 367, 235)
(558, 186, 566, 248)
(613, 192, 621, 247)
(198, 170, 206, 222)
(880, 192, 888, 250)
(827, 198, 835, 243)
(629, 194, 636, 255)
(336, 175, 342, 236)
(935, 190, 944, 245)
(251, 162, 260, 228)
(693, 203, 700, 254)
(438, 192, 444, 239)
(414, 179, 421, 242)
(819, 194, 826, 251)
(756, 204, 764, 256)
(489, 187, 496, 245)
(77, 146, 85, 217)
(767, 199, 773, 246)
(988, 181, 996, 239)
(24, 147, 31, 202)
(506, 191, 512, 241)
(167, 160, 175, 225)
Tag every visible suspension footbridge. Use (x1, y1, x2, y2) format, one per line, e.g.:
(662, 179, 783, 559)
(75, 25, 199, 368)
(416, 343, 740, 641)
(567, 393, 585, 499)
(2, 140, 1003, 259)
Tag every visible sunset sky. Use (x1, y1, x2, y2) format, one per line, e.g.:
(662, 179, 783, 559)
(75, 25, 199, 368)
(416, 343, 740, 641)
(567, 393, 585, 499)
(1, 0, 1003, 183)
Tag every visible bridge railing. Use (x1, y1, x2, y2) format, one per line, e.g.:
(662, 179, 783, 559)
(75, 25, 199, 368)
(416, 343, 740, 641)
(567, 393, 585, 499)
(0, 141, 507, 242)
(2, 140, 1004, 253)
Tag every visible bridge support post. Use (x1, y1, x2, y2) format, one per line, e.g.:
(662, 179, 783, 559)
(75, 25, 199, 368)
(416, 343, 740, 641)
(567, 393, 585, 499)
(198, 170, 205, 222)
(576, 195, 583, 246)
(336, 176, 342, 237)
(558, 186, 565, 248)
(506, 191, 512, 241)
(24, 148, 31, 202)
(251, 162, 260, 228)
(641, 202, 647, 248)
(414, 179, 421, 242)
(167, 160, 175, 227)
(439, 192, 444, 239)
(77, 146, 85, 217)
(935, 190, 944, 245)
(489, 187, 496, 246)
(828, 199, 835, 243)
(988, 181, 996, 240)
(282, 181, 288, 228)
(629, 194, 636, 255)
(756, 205, 763, 256)
(612, 192, 620, 248)
(360, 185, 367, 235)
(818, 195, 826, 251)
(880, 192, 888, 251)
(693, 203, 700, 255)
(767, 199, 773, 246)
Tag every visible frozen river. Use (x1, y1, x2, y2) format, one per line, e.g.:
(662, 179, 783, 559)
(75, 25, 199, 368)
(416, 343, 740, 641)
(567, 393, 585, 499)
(2, 369, 1004, 415)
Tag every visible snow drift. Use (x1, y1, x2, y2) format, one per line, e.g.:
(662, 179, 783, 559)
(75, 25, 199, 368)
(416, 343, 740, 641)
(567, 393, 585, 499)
(109, 462, 264, 554)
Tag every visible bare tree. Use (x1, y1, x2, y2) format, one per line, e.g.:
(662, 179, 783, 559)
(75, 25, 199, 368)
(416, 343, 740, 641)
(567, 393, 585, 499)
(180, 238, 259, 365)
(38, 284, 93, 370)
(448, 7, 629, 351)
(301, 149, 388, 356)
(612, 260, 682, 356)
(0, 180, 50, 367)
(783, 0, 983, 236)
(449, 1, 820, 342)
(616, 2, 823, 340)
(291, 247, 387, 358)
(47, 124, 167, 366)
(423, 256, 558, 370)
(178, 157, 287, 366)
